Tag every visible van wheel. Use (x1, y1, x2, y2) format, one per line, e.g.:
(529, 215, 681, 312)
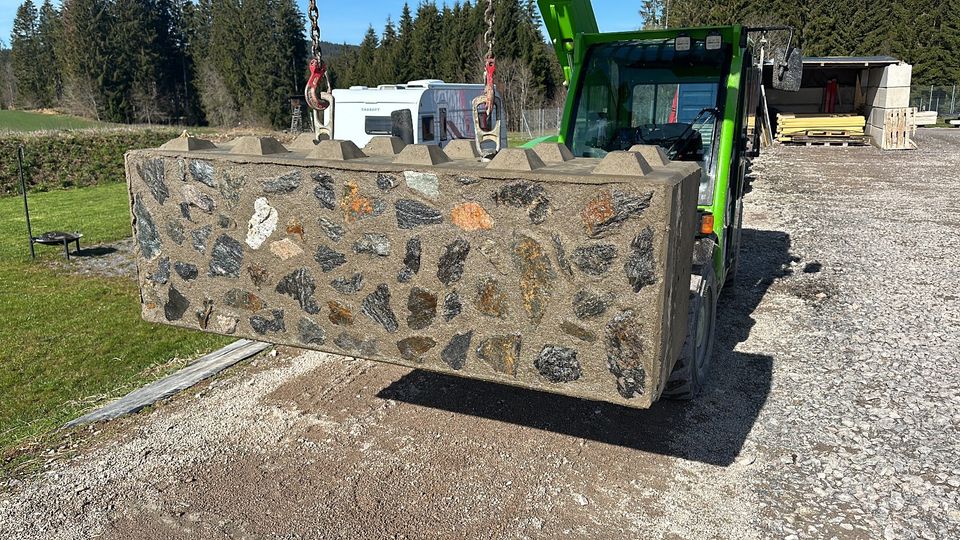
(663, 264, 718, 400)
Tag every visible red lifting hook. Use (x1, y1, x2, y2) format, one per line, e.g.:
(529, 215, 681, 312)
(305, 58, 331, 111)
(479, 57, 496, 131)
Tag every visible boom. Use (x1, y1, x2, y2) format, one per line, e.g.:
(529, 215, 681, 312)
(537, 0, 599, 84)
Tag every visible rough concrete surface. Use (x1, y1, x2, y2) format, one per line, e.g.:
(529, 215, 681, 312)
(2, 130, 959, 539)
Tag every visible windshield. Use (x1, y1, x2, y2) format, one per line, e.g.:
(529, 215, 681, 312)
(568, 39, 729, 202)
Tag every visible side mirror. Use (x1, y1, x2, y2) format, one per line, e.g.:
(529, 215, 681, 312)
(772, 47, 803, 92)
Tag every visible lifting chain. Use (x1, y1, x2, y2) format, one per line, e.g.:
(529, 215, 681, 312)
(305, 0, 334, 140)
(473, 0, 501, 156)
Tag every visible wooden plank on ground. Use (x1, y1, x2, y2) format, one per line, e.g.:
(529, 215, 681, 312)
(65, 339, 271, 426)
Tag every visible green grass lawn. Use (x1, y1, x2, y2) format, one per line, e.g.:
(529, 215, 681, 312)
(0, 110, 110, 133)
(0, 183, 230, 459)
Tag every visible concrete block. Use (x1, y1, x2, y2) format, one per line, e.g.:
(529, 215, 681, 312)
(364, 136, 407, 156)
(230, 136, 289, 156)
(125, 137, 701, 408)
(867, 63, 912, 88)
(867, 86, 911, 109)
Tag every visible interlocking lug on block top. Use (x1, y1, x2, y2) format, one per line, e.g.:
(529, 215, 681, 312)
(486, 148, 546, 171)
(393, 144, 452, 166)
(363, 136, 408, 156)
(593, 151, 653, 176)
(307, 140, 367, 161)
(229, 136, 289, 156)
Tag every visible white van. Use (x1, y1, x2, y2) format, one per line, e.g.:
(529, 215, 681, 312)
(331, 79, 506, 152)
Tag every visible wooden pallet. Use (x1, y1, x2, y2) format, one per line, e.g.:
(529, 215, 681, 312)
(781, 135, 869, 147)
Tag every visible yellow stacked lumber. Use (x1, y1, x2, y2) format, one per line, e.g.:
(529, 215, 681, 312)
(776, 113, 865, 142)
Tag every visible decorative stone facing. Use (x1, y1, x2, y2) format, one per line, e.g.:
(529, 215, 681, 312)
(126, 139, 699, 409)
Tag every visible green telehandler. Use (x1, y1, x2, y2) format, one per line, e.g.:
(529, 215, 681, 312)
(124, 0, 802, 408)
(526, 0, 802, 397)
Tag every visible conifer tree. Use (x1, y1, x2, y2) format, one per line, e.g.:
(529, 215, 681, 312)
(375, 17, 400, 84)
(409, 1, 442, 79)
(11, 0, 43, 107)
(36, 0, 60, 105)
(396, 3, 415, 82)
(60, 0, 115, 120)
(354, 26, 381, 86)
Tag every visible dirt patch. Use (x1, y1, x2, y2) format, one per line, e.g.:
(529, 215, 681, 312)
(46, 238, 137, 279)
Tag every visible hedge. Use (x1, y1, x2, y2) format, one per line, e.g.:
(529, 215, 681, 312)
(1, 129, 180, 196)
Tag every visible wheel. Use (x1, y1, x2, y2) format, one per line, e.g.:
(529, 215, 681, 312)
(663, 264, 718, 400)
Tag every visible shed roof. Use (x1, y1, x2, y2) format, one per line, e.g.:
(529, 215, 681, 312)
(765, 55, 901, 68)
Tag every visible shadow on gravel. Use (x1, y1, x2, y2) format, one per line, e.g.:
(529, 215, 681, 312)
(379, 228, 794, 466)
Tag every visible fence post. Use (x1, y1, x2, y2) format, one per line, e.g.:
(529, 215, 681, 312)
(952, 85, 956, 115)
(929, 86, 933, 111)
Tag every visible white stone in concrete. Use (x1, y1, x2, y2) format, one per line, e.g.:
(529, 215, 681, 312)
(246, 197, 278, 249)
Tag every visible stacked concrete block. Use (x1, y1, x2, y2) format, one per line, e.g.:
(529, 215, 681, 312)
(126, 136, 700, 408)
(862, 63, 914, 149)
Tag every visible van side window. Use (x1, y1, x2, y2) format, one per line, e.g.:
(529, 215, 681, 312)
(421, 116, 435, 141)
(439, 108, 448, 141)
(365, 116, 393, 135)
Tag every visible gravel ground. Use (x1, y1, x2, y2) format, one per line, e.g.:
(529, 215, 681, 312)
(1, 130, 958, 539)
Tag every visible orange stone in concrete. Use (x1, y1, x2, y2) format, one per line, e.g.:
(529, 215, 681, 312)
(451, 202, 494, 231)
(580, 191, 617, 236)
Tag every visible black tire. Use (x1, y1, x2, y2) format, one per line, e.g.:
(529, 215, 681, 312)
(663, 264, 718, 400)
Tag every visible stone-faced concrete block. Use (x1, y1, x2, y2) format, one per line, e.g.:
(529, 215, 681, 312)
(126, 136, 701, 408)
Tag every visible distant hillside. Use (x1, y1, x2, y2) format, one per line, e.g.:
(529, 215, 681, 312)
(318, 41, 359, 59)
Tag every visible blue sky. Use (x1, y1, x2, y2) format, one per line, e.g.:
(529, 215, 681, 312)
(0, 1, 642, 48)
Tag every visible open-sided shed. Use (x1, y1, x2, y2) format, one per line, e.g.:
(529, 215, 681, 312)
(764, 56, 913, 149)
